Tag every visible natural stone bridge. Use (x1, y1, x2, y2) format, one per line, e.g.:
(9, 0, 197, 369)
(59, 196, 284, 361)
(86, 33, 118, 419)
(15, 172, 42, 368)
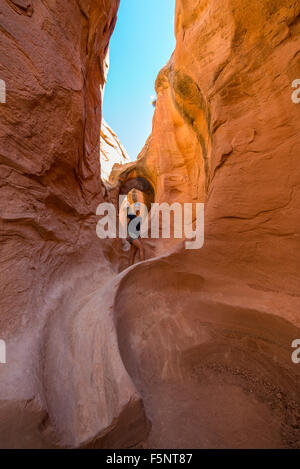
(106, 158, 155, 210)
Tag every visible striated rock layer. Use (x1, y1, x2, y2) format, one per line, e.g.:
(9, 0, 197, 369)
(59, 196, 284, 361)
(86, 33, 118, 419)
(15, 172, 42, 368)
(0, 0, 149, 448)
(100, 119, 130, 181)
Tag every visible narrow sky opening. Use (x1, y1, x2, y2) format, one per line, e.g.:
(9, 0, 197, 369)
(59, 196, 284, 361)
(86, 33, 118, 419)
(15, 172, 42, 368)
(103, 0, 176, 161)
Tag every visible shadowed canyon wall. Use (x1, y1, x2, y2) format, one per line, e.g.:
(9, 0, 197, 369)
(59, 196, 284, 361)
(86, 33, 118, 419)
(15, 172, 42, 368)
(0, 0, 300, 449)
(0, 0, 149, 448)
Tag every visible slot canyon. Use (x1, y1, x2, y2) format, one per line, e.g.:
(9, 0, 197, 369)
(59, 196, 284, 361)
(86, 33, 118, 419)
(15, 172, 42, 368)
(0, 0, 300, 449)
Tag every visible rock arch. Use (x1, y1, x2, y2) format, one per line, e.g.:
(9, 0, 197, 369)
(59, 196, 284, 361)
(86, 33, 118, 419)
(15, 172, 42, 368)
(108, 162, 155, 210)
(119, 177, 155, 209)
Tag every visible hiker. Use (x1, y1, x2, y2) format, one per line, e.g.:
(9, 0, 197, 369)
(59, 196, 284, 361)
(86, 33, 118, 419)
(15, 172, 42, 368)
(127, 209, 145, 264)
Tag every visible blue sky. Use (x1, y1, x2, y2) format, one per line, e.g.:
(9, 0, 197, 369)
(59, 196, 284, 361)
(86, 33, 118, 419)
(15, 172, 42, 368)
(103, 0, 176, 160)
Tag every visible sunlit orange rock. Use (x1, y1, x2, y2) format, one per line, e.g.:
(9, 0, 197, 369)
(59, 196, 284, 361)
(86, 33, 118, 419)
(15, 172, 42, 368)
(109, 0, 300, 448)
(120, 0, 300, 295)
